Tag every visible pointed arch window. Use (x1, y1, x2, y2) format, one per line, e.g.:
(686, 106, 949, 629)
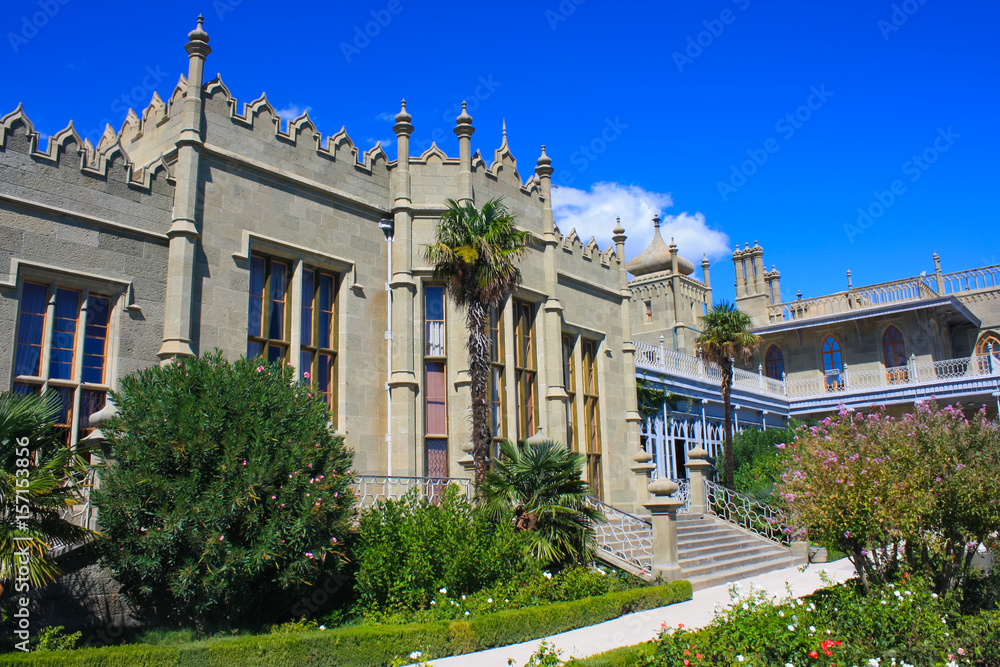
(882, 326, 908, 384)
(764, 345, 784, 380)
(821, 336, 844, 391)
(977, 332, 1000, 374)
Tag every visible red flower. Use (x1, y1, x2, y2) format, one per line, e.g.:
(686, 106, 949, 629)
(809, 651, 819, 659)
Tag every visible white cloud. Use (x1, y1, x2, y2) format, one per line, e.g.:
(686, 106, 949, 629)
(275, 104, 311, 121)
(366, 137, 395, 149)
(375, 111, 396, 123)
(551, 182, 731, 270)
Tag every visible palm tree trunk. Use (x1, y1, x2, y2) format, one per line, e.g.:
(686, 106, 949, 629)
(466, 299, 491, 486)
(721, 361, 735, 489)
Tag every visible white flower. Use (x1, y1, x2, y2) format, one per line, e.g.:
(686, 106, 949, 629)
(737, 656, 744, 662)
(931, 593, 939, 598)
(464, 611, 470, 616)
(430, 600, 435, 605)
(786, 663, 795, 667)
(410, 651, 423, 660)
(440, 587, 447, 594)
(809, 626, 816, 633)
(778, 610, 785, 617)
(462, 594, 466, 600)
(787, 624, 795, 631)
(487, 598, 493, 603)
(319, 625, 326, 630)
(543, 572, 552, 579)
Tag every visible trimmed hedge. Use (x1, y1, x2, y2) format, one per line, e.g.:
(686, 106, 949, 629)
(566, 644, 649, 667)
(0, 582, 690, 666)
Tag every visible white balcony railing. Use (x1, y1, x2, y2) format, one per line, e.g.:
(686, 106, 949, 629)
(634, 339, 1000, 402)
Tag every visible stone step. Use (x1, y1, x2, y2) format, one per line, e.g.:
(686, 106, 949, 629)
(684, 555, 807, 591)
(679, 544, 789, 570)
(679, 537, 782, 560)
(680, 550, 799, 580)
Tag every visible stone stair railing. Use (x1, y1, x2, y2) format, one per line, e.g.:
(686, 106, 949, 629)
(705, 480, 791, 546)
(583, 495, 653, 578)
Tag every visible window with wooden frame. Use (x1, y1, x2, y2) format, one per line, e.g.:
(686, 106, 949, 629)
(424, 285, 448, 478)
(13, 280, 112, 447)
(821, 336, 844, 391)
(975, 332, 999, 356)
(300, 268, 338, 412)
(488, 304, 506, 457)
(882, 326, 908, 384)
(247, 254, 290, 365)
(562, 333, 578, 451)
(764, 345, 784, 380)
(513, 300, 538, 443)
(582, 339, 602, 499)
(643, 300, 652, 323)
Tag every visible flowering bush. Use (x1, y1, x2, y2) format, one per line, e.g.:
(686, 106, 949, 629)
(93, 352, 354, 629)
(775, 403, 1000, 593)
(636, 576, 987, 667)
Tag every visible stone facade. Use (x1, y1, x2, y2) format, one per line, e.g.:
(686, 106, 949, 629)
(0, 18, 649, 512)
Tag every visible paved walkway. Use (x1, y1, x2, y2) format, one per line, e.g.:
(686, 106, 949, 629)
(428, 558, 858, 667)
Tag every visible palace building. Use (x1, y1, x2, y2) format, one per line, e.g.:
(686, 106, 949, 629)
(1, 18, 998, 522)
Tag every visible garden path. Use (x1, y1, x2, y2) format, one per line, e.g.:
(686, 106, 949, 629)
(426, 558, 857, 667)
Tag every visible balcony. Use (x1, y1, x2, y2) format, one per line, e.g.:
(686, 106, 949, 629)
(633, 339, 1000, 415)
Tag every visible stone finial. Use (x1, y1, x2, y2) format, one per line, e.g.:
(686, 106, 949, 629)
(701, 253, 710, 268)
(524, 428, 548, 446)
(501, 118, 507, 140)
(536, 144, 551, 168)
(395, 99, 412, 124)
(652, 214, 661, 228)
(648, 477, 679, 497)
(456, 100, 472, 126)
(613, 216, 624, 236)
(188, 14, 209, 43)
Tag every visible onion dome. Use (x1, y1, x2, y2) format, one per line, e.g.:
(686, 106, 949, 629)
(395, 99, 412, 124)
(625, 215, 695, 276)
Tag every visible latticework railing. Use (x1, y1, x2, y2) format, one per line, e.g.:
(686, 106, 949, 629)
(351, 475, 474, 510)
(634, 340, 785, 399)
(931, 264, 1000, 295)
(706, 480, 791, 546)
(670, 478, 691, 513)
(584, 496, 653, 574)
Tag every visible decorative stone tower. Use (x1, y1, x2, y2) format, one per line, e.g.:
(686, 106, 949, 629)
(158, 16, 211, 361)
(455, 102, 474, 205)
(733, 241, 774, 327)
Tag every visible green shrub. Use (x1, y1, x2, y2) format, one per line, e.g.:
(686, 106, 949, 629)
(731, 426, 792, 501)
(34, 626, 81, 651)
(354, 486, 530, 614)
(0, 583, 692, 666)
(92, 352, 355, 629)
(566, 644, 649, 667)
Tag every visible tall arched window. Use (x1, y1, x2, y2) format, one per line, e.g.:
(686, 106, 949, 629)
(764, 345, 784, 380)
(821, 336, 844, 391)
(882, 326, 908, 383)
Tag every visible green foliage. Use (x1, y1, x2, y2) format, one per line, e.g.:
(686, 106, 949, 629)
(0, 583, 692, 667)
(353, 485, 530, 614)
(513, 641, 564, 666)
(731, 427, 793, 501)
(371, 565, 646, 625)
(0, 391, 95, 587)
(777, 403, 1000, 594)
(91, 351, 355, 629)
(480, 439, 605, 567)
(634, 380, 680, 422)
(565, 644, 648, 667)
(35, 626, 82, 651)
(636, 575, 990, 667)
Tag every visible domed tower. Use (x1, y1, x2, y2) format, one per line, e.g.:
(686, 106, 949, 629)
(627, 216, 712, 354)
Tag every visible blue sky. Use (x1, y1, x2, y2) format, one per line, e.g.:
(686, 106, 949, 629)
(2, 0, 997, 304)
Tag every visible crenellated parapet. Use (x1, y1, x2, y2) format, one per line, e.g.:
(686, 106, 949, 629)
(555, 226, 619, 269)
(0, 104, 172, 192)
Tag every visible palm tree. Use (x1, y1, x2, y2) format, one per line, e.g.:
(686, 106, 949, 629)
(696, 302, 761, 490)
(424, 197, 530, 485)
(0, 391, 95, 590)
(479, 439, 605, 566)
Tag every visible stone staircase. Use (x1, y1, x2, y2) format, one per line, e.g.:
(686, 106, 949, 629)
(675, 512, 806, 591)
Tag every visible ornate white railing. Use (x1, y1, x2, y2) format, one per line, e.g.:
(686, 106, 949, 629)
(351, 475, 474, 509)
(932, 264, 1000, 295)
(634, 340, 785, 399)
(671, 478, 691, 513)
(584, 496, 653, 574)
(706, 480, 791, 546)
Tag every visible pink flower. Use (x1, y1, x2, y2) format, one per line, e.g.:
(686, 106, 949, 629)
(303, 371, 311, 379)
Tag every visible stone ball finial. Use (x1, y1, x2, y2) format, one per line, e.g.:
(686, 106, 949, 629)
(188, 14, 209, 43)
(395, 99, 412, 124)
(648, 477, 679, 497)
(613, 216, 624, 236)
(456, 100, 472, 125)
(536, 144, 551, 167)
